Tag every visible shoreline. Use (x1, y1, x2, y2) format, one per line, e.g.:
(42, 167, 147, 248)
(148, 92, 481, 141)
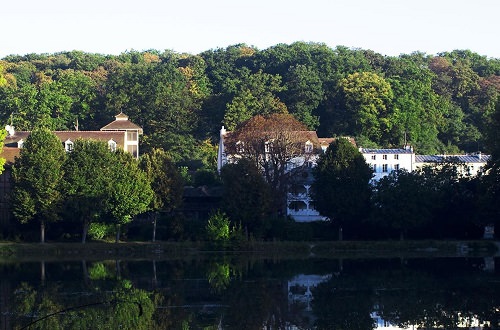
(0, 240, 497, 262)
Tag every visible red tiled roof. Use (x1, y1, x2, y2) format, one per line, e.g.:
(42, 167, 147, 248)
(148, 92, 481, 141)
(0, 147, 21, 165)
(4, 131, 125, 147)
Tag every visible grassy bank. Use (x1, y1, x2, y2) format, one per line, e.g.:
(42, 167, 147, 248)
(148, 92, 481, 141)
(0, 240, 497, 262)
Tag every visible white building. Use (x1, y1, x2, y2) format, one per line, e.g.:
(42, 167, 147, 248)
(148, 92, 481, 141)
(361, 147, 490, 181)
(360, 147, 415, 181)
(217, 126, 335, 222)
(414, 153, 490, 177)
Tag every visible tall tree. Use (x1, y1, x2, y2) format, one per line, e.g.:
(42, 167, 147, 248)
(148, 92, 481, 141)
(311, 138, 373, 240)
(220, 158, 272, 237)
(63, 139, 116, 243)
(224, 114, 312, 215)
(0, 128, 5, 174)
(103, 150, 154, 242)
(139, 148, 184, 242)
(12, 128, 66, 243)
(371, 169, 434, 240)
(339, 71, 394, 144)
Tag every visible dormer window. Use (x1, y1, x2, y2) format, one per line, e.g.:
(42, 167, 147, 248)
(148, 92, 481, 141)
(108, 139, 117, 152)
(264, 139, 274, 153)
(265, 141, 272, 153)
(65, 139, 74, 152)
(236, 141, 244, 153)
(17, 139, 24, 149)
(305, 141, 313, 153)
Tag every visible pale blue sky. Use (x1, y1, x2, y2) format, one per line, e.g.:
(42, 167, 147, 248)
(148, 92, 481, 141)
(2, 0, 499, 59)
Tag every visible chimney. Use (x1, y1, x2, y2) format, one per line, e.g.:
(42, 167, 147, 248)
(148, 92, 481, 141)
(5, 125, 15, 137)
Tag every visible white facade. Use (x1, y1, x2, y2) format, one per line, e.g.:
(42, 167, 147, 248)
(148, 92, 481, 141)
(360, 147, 415, 181)
(361, 147, 490, 181)
(414, 153, 490, 177)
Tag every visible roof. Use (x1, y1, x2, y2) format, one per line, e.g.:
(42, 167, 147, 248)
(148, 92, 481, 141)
(361, 148, 414, 154)
(100, 113, 143, 133)
(415, 154, 490, 164)
(4, 131, 125, 147)
(0, 147, 21, 165)
(1, 131, 127, 165)
(318, 137, 356, 147)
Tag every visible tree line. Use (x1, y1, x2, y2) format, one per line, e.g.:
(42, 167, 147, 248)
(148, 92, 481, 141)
(1, 43, 499, 164)
(4, 107, 500, 243)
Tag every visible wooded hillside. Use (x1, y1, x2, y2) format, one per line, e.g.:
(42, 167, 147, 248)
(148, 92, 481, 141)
(1, 43, 499, 166)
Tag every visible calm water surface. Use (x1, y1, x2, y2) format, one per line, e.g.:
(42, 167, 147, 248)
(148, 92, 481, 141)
(1, 256, 499, 329)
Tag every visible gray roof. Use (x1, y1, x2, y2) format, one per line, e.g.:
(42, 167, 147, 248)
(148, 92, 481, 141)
(415, 154, 490, 164)
(361, 148, 413, 154)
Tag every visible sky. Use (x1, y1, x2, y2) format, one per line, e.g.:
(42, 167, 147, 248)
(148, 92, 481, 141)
(2, 0, 499, 59)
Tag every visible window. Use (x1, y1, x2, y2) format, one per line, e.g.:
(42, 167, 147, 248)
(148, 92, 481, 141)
(372, 164, 377, 172)
(371, 155, 376, 160)
(108, 139, 117, 152)
(382, 164, 388, 172)
(394, 154, 399, 160)
(236, 141, 244, 153)
(17, 139, 24, 149)
(127, 131, 138, 141)
(394, 164, 400, 171)
(305, 141, 313, 153)
(65, 139, 74, 152)
(382, 154, 388, 160)
(264, 141, 273, 153)
(127, 145, 138, 158)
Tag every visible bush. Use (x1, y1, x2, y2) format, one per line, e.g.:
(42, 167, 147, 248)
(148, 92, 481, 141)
(206, 210, 230, 242)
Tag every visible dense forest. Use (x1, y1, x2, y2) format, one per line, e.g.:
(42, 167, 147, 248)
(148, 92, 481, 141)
(1, 42, 500, 171)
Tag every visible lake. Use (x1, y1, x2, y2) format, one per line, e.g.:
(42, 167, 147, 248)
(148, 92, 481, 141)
(1, 255, 499, 329)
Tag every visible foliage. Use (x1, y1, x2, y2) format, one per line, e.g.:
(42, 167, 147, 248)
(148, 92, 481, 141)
(2, 45, 500, 242)
(311, 138, 373, 239)
(0, 128, 5, 174)
(339, 71, 394, 143)
(63, 139, 116, 243)
(225, 113, 311, 215)
(371, 169, 435, 239)
(206, 210, 231, 242)
(11, 128, 66, 243)
(220, 158, 272, 237)
(87, 222, 112, 240)
(103, 150, 154, 241)
(139, 148, 183, 213)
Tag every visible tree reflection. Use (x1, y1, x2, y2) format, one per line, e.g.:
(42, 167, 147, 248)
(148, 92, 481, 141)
(11, 263, 156, 329)
(3, 257, 500, 329)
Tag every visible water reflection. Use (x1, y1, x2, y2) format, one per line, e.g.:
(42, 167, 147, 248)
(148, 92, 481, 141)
(0, 257, 499, 329)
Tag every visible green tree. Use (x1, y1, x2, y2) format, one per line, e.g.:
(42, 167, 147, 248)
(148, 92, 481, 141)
(0, 128, 6, 174)
(371, 170, 434, 240)
(139, 148, 184, 241)
(104, 150, 154, 242)
(311, 138, 373, 240)
(220, 158, 272, 237)
(12, 128, 66, 243)
(223, 69, 288, 130)
(63, 139, 116, 243)
(340, 71, 394, 144)
(282, 64, 323, 129)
